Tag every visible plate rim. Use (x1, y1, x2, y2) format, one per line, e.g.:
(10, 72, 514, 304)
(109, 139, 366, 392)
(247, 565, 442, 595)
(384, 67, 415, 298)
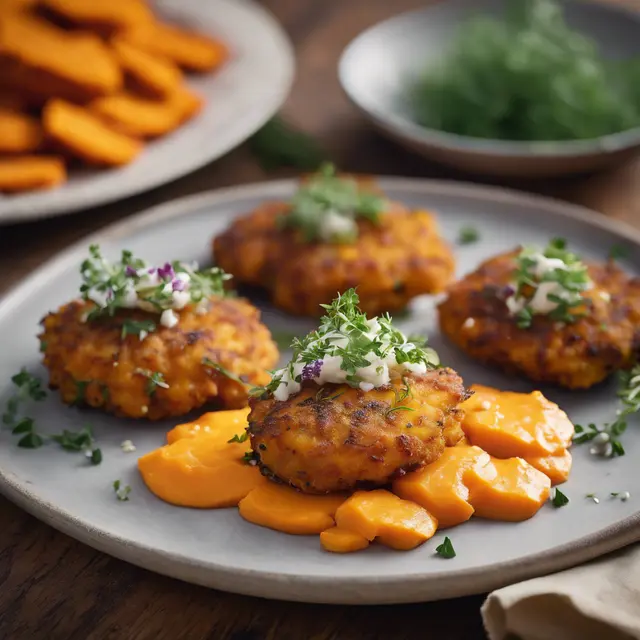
(2, 176, 640, 604)
(338, 0, 640, 159)
(0, 0, 295, 225)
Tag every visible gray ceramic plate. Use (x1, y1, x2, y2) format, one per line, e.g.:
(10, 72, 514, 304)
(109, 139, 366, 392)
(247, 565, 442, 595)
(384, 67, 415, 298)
(339, 0, 640, 177)
(0, 179, 639, 604)
(0, 0, 294, 225)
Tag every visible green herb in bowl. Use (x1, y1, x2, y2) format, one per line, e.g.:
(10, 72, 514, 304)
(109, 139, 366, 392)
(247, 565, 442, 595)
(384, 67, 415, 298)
(412, 0, 640, 142)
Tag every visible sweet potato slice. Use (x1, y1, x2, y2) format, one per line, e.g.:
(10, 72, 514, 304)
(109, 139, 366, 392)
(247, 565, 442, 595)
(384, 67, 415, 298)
(461, 385, 574, 458)
(44, 99, 142, 166)
(40, 0, 153, 35)
(167, 408, 250, 445)
(90, 92, 187, 138)
(466, 457, 551, 522)
(111, 38, 183, 98)
(0, 108, 42, 153)
(320, 527, 370, 554)
(138, 433, 265, 509)
(393, 446, 491, 528)
(120, 21, 228, 72)
(335, 489, 438, 550)
(0, 13, 122, 101)
(0, 155, 65, 192)
(239, 483, 346, 535)
(525, 449, 572, 485)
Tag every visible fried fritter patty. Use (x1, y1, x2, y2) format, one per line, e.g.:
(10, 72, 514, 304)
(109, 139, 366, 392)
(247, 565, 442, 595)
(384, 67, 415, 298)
(40, 297, 278, 420)
(438, 250, 640, 389)
(247, 369, 468, 494)
(212, 201, 455, 317)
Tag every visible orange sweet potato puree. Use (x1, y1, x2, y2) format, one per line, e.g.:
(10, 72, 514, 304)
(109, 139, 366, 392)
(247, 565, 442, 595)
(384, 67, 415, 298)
(138, 384, 574, 553)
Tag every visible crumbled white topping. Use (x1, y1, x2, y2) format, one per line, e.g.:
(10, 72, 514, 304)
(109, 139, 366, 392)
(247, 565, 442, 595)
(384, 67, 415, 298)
(120, 440, 136, 453)
(463, 317, 475, 329)
(160, 309, 179, 328)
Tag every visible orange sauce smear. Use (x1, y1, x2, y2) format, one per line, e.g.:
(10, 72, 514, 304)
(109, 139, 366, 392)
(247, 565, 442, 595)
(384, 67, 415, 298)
(137, 386, 573, 553)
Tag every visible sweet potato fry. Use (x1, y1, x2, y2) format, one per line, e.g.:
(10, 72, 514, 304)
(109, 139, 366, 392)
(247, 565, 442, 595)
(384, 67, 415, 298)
(170, 86, 204, 123)
(120, 21, 228, 72)
(43, 99, 142, 166)
(0, 12, 122, 101)
(0, 108, 42, 153)
(0, 155, 65, 192)
(40, 0, 153, 36)
(90, 92, 185, 138)
(111, 38, 183, 98)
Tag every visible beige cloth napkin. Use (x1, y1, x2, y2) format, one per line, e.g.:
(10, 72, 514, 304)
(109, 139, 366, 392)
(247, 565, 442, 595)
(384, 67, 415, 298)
(482, 544, 640, 640)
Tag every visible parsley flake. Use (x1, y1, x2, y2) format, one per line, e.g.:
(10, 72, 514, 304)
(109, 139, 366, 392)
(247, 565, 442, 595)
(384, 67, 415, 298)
(435, 537, 456, 559)
(134, 368, 169, 396)
(121, 319, 156, 340)
(113, 480, 131, 501)
(279, 164, 386, 243)
(551, 488, 569, 508)
(3, 369, 47, 427)
(228, 432, 249, 444)
(608, 244, 629, 261)
(457, 226, 479, 245)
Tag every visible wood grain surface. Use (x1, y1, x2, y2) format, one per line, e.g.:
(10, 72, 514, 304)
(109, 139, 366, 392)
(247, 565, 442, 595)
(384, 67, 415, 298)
(1, 1, 639, 638)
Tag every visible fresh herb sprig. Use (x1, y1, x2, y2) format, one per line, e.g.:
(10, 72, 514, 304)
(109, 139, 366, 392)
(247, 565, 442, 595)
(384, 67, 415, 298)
(435, 537, 456, 559)
(507, 238, 591, 329)
(113, 480, 131, 501)
(134, 368, 169, 397)
(80, 245, 231, 325)
(551, 488, 569, 508)
(3, 369, 47, 427)
(12, 417, 45, 449)
(265, 289, 439, 398)
(279, 164, 386, 243)
(457, 226, 479, 245)
(51, 425, 102, 465)
(574, 364, 640, 458)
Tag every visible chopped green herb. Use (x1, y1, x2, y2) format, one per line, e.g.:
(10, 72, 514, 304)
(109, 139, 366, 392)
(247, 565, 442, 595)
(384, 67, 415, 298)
(202, 357, 252, 389)
(113, 479, 131, 501)
(586, 493, 600, 504)
(242, 451, 259, 465)
(3, 369, 47, 426)
(507, 238, 591, 329)
(228, 432, 249, 444)
(411, 0, 640, 142)
(609, 245, 629, 261)
(12, 417, 35, 434)
(385, 405, 416, 417)
(73, 380, 90, 406)
(279, 163, 386, 244)
(435, 536, 456, 559)
(610, 492, 619, 498)
(121, 319, 156, 340)
(39, 340, 47, 353)
(457, 226, 479, 245)
(134, 368, 169, 396)
(91, 449, 103, 465)
(551, 488, 569, 508)
(17, 432, 44, 449)
(50, 425, 102, 465)
(249, 116, 326, 171)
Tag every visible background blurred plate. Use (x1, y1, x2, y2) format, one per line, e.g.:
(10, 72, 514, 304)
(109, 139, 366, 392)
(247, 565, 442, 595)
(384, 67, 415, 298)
(0, 0, 295, 225)
(339, 0, 640, 177)
(0, 178, 639, 604)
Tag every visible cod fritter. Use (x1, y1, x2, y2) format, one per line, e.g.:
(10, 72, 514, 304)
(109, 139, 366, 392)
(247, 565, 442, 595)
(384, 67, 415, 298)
(247, 369, 468, 494)
(438, 250, 640, 389)
(212, 201, 455, 317)
(40, 297, 278, 420)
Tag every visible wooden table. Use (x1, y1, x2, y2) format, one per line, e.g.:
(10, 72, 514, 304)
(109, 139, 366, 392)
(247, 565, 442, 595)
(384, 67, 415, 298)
(1, 1, 639, 638)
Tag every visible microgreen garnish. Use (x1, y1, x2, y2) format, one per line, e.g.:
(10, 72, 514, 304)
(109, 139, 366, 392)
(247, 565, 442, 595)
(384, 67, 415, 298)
(611, 491, 631, 501)
(249, 116, 326, 171)
(242, 451, 259, 465)
(279, 164, 386, 243)
(505, 238, 591, 329)
(121, 319, 156, 340)
(12, 418, 45, 449)
(50, 425, 102, 465)
(551, 488, 569, 508)
(202, 357, 252, 390)
(228, 432, 249, 444)
(608, 244, 629, 261)
(263, 289, 439, 401)
(3, 369, 47, 427)
(113, 480, 131, 501)
(457, 226, 479, 245)
(134, 369, 169, 397)
(80, 245, 231, 332)
(586, 493, 600, 504)
(574, 363, 640, 458)
(385, 405, 416, 417)
(435, 537, 456, 559)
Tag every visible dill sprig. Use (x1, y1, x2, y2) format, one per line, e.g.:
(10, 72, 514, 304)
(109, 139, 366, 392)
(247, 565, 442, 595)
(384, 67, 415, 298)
(279, 164, 386, 243)
(507, 238, 591, 329)
(574, 363, 640, 457)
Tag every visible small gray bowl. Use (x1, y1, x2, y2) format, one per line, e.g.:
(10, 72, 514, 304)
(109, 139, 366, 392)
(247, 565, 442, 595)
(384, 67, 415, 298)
(339, 0, 640, 177)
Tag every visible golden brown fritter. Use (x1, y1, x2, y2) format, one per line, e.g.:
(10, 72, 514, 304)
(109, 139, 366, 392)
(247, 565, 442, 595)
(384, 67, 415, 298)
(247, 369, 468, 494)
(438, 250, 640, 389)
(40, 297, 278, 420)
(212, 200, 455, 317)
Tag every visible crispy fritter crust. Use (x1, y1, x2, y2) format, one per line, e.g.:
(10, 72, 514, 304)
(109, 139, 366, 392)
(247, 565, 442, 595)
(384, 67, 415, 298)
(247, 369, 468, 494)
(438, 250, 640, 389)
(40, 297, 278, 420)
(212, 200, 455, 317)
